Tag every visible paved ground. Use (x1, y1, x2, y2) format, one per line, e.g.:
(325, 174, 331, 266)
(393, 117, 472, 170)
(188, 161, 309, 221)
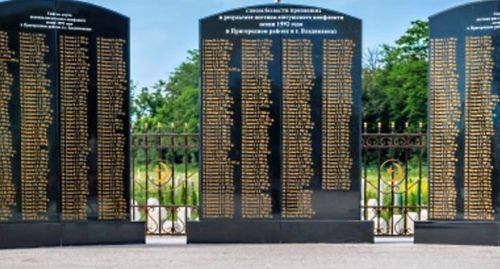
(0, 238, 499, 269)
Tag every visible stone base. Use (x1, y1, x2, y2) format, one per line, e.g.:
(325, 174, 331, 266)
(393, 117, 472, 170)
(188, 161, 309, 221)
(187, 220, 374, 243)
(415, 221, 500, 246)
(0, 221, 145, 249)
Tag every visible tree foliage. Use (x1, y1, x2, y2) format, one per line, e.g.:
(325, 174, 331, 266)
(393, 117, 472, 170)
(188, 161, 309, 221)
(132, 21, 429, 134)
(362, 20, 429, 132)
(132, 49, 199, 133)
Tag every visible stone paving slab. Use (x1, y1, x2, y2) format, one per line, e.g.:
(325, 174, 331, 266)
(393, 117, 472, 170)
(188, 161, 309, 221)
(0, 238, 499, 269)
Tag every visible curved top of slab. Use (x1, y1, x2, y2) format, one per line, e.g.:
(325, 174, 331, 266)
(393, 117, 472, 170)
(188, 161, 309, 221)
(0, 0, 128, 20)
(200, 3, 361, 23)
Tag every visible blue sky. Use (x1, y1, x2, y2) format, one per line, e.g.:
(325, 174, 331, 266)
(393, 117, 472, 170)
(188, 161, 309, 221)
(80, 0, 472, 88)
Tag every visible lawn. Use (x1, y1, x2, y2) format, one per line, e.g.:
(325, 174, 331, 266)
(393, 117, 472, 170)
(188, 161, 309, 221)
(131, 162, 199, 207)
(363, 163, 429, 224)
(130, 161, 429, 223)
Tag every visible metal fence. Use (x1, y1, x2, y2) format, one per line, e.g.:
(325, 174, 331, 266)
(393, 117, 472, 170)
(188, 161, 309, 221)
(361, 123, 428, 236)
(131, 133, 199, 235)
(132, 124, 428, 236)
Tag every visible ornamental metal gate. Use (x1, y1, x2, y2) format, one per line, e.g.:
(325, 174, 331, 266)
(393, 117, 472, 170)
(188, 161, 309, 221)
(131, 132, 199, 235)
(361, 123, 428, 236)
(132, 125, 428, 236)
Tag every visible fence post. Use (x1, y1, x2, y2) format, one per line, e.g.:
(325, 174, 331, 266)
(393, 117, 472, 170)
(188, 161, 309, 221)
(376, 122, 382, 234)
(403, 122, 409, 235)
(131, 124, 136, 221)
(363, 122, 368, 221)
(418, 122, 424, 221)
(157, 123, 164, 236)
(144, 123, 150, 235)
(184, 123, 189, 225)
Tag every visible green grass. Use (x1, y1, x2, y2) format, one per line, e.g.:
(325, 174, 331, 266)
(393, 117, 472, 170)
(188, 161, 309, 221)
(363, 164, 429, 222)
(131, 161, 429, 224)
(132, 162, 199, 206)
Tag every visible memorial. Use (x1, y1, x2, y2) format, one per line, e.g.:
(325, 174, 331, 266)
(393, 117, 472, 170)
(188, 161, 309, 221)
(0, 0, 144, 248)
(188, 3, 373, 243)
(415, 0, 500, 246)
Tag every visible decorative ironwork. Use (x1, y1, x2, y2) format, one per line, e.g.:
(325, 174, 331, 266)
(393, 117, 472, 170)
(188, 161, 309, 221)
(361, 122, 428, 236)
(133, 122, 427, 237)
(131, 132, 199, 236)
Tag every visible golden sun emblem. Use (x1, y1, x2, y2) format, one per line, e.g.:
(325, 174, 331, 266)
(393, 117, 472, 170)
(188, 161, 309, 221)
(380, 159, 405, 184)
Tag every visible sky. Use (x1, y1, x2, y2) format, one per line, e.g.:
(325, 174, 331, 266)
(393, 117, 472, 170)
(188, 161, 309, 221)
(79, 0, 473, 89)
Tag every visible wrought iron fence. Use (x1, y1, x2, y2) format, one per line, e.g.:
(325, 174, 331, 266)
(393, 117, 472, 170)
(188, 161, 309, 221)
(361, 122, 428, 236)
(131, 132, 200, 235)
(132, 124, 428, 237)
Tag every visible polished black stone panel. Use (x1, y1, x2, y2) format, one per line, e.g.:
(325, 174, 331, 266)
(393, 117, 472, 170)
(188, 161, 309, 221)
(0, 0, 143, 248)
(61, 222, 145, 246)
(0, 223, 61, 249)
(426, 0, 500, 223)
(187, 220, 282, 244)
(187, 220, 373, 243)
(0, 222, 145, 249)
(417, 1, 500, 246)
(280, 220, 373, 243)
(415, 221, 500, 246)
(197, 3, 371, 244)
(200, 3, 362, 221)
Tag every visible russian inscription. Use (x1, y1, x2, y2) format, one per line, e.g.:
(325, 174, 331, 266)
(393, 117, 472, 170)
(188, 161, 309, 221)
(60, 35, 90, 221)
(241, 39, 273, 218)
(19, 32, 52, 221)
(202, 39, 236, 218)
(322, 39, 354, 191)
(0, 1, 137, 248)
(199, 5, 361, 222)
(282, 39, 315, 218)
(464, 36, 496, 220)
(0, 31, 16, 221)
(429, 38, 459, 220)
(97, 37, 127, 220)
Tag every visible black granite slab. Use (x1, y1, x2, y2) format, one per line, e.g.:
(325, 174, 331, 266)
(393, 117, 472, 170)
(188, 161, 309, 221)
(187, 220, 373, 244)
(61, 221, 145, 246)
(0, 0, 142, 249)
(416, 0, 500, 247)
(415, 221, 500, 246)
(0, 221, 145, 249)
(196, 3, 371, 244)
(0, 222, 61, 249)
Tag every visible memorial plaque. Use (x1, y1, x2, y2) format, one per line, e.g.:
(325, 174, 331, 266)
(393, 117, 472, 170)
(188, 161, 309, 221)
(428, 37, 459, 220)
(282, 38, 315, 219)
(19, 32, 53, 221)
(60, 34, 90, 221)
(0, 31, 16, 221)
(241, 39, 273, 219)
(189, 3, 373, 243)
(416, 0, 500, 246)
(0, 0, 143, 248)
(201, 39, 236, 219)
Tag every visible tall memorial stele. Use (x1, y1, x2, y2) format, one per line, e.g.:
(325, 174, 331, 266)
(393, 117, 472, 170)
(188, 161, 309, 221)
(188, 3, 373, 243)
(415, 0, 500, 246)
(0, 0, 144, 248)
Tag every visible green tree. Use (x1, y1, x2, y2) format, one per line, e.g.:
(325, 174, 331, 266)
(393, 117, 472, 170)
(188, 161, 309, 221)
(362, 48, 390, 130)
(133, 21, 429, 134)
(363, 20, 429, 132)
(131, 50, 200, 165)
(132, 49, 199, 133)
